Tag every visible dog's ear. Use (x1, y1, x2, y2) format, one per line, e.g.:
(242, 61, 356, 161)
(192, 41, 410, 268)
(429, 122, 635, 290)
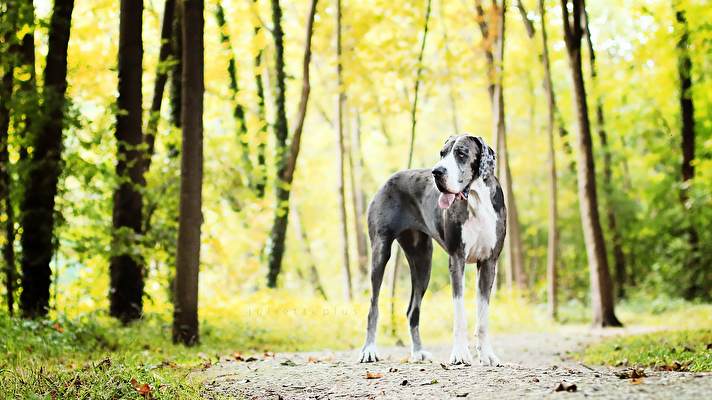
(473, 136, 496, 180)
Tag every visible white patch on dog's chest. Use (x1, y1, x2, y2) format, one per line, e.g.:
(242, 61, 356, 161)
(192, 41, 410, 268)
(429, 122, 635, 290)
(462, 178, 498, 263)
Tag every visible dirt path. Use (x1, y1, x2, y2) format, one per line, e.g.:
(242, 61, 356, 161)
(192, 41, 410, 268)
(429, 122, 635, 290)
(201, 330, 712, 399)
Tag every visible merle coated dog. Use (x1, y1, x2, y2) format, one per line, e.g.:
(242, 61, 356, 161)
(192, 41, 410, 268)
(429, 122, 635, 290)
(358, 134, 506, 366)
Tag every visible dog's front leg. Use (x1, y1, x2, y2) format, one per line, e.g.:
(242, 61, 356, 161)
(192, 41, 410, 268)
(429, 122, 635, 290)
(476, 258, 500, 366)
(448, 254, 473, 365)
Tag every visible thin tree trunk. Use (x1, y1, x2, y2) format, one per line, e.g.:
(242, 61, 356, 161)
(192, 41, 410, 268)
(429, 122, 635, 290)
(335, 0, 353, 301)
(173, 0, 204, 346)
(475, 0, 526, 289)
(349, 110, 368, 279)
(144, 0, 175, 174)
(253, 2, 268, 198)
(265, 0, 318, 288)
(215, 1, 252, 187)
(110, 0, 145, 323)
(0, 26, 16, 316)
(15, 0, 36, 163)
(561, 0, 621, 327)
(290, 201, 328, 300)
(169, 0, 183, 128)
(582, 9, 626, 300)
(19, 0, 74, 318)
(673, 3, 702, 300)
(539, 0, 559, 320)
(390, 0, 432, 334)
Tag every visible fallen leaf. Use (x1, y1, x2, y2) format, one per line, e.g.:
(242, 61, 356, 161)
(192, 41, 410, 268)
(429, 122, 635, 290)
(455, 393, 469, 397)
(631, 377, 644, 385)
(420, 379, 438, 386)
(245, 356, 259, 362)
(51, 323, 64, 333)
(388, 367, 398, 372)
(96, 358, 111, 370)
(440, 363, 449, 370)
(400, 379, 408, 386)
(554, 382, 577, 392)
(531, 378, 539, 383)
(280, 359, 297, 367)
(366, 372, 383, 379)
(307, 356, 319, 363)
(616, 368, 646, 379)
(263, 351, 275, 358)
(232, 352, 244, 361)
(202, 360, 212, 369)
(656, 361, 689, 372)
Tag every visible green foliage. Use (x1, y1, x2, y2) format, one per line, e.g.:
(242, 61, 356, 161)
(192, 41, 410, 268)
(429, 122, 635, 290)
(582, 329, 712, 372)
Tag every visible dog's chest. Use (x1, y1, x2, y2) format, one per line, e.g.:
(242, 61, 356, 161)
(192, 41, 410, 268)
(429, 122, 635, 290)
(462, 179, 498, 263)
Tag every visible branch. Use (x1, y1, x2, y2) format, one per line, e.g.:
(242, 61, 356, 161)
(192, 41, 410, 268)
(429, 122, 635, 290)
(283, 0, 318, 182)
(516, 0, 536, 38)
(406, 0, 432, 168)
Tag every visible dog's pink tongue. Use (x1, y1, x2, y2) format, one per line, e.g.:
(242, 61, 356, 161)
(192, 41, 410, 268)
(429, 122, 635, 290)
(438, 193, 456, 209)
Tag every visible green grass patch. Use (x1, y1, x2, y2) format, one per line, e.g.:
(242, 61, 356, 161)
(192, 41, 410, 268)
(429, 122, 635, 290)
(582, 329, 712, 372)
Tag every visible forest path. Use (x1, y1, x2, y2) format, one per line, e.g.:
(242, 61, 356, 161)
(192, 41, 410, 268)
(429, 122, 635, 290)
(200, 329, 712, 399)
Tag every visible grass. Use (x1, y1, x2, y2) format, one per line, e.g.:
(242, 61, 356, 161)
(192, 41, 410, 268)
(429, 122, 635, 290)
(582, 329, 712, 372)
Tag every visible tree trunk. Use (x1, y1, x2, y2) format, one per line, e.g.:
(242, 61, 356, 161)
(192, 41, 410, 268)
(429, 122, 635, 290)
(265, 0, 318, 288)
(19, 0, 74, 318)
(169, 0, 183, 128)
(110, 0, 145, 323)
(15, 0, 37, 163)
(561, 0, 621, 327)
(0, 28, 16, 316)
(673, 4, 703, 300)
(475, 0, 526, 289)
(539, 0, 559, 320)
(173, 0, 204, 346)
(582, 9, 626, 300)
(290, 201, 328, 300)
(253, 6, 268, 198)
(215, 1, 252, 187)
(349, 111, 368, 279)
(144, 0, 175, 174)
(335, 0, 353, 301)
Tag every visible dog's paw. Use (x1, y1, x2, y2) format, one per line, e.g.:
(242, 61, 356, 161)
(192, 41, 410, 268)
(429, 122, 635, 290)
(477, 343, 501, 366)
(409, 349, 433, 363)
(449, 342, 473, 365)
(359, 343, 380, 363)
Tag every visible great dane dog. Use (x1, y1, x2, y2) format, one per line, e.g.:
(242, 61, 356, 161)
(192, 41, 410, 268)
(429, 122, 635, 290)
(358, 134, 506, 366)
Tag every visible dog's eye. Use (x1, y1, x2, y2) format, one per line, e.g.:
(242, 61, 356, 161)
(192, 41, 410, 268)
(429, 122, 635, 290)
(439, 150, 446, 158)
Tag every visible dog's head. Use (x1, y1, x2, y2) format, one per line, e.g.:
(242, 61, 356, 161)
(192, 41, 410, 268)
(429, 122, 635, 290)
(431, 134, 495, 209)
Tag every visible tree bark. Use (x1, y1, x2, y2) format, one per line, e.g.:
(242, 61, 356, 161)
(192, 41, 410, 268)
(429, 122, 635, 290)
(173, 0, 204, 346)
(253, 2, 268, 198)
(215, 1, 252, 187)
(15, 0, 37, 163)
(475, 0, 526, 289)
(673, 4, 702, 300)
(349, 111, 368, 279)
(265, 0, 318, 288)
(335, 0, 353, 301)
(561, 0, 621, 327)
(19, 0, 74, 318)
(169, 0, 183, 128)
(144, 0, 175, 174)
(290, 200, 328, 300)
(0, 22, 16, 315)
(582, 8, 626, 300)
(110, 0, 145, 323)
(538, 0, 559, 319)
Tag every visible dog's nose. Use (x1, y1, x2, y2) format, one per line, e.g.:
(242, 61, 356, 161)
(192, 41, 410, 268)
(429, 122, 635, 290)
(432, 167, 446, 178)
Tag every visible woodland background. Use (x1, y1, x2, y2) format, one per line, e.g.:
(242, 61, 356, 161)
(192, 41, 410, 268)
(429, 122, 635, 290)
(0, 0, 710, 394)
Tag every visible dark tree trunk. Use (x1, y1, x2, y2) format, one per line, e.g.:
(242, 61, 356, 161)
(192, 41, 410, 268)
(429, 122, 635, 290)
(169, 0, 183, 128)
(561, 0, 621, 327)
(215, 1, 252, 187)
(15, 0, 37, 163)
(19, 0, 74, 318)
(674, 4, 703, 300)
(538, 0, 559, 320)
(265, 0, 318, 288)
(582, 9, 626, 300)
(110, 0, 145, 323)
(144, 0, 175, 174)
(0, 27, 16, 316)
(173, 0, 204, 346)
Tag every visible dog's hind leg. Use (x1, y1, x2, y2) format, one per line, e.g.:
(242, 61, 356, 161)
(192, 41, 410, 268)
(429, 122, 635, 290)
(398, 230, 433, 362)
(476, 257, 501, 366)
(359, 236, 393, 363)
